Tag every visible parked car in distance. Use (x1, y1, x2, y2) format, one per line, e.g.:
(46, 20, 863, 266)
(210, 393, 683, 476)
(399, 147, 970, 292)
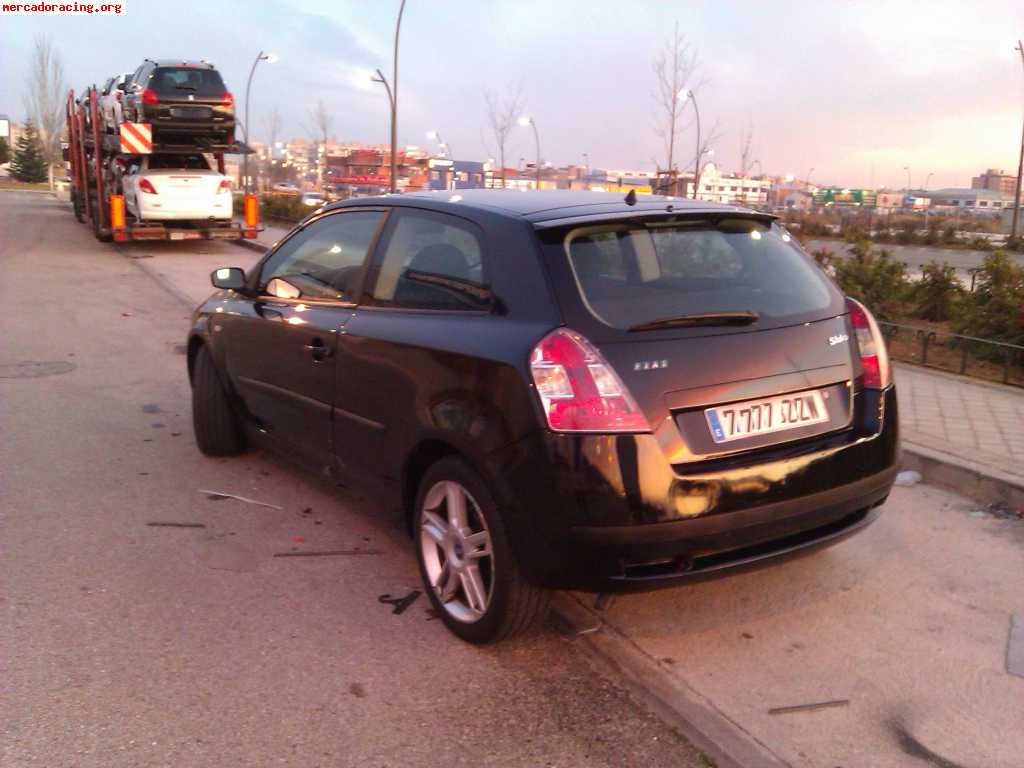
(300, 191, 325, 207)
(188, 190, 899, 643)
(272, 182, 300, 193)
(123, 60, 235, 145)
(123, 153, 232, 223)
(99, 72, 133, 133)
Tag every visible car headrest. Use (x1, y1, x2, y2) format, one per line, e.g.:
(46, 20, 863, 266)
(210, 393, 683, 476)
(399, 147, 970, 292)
(407, 244, 469, 280)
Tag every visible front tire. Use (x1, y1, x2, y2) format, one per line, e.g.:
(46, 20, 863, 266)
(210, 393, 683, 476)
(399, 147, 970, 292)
(191, 345, 245, 456)
(414, 457, 549, 643)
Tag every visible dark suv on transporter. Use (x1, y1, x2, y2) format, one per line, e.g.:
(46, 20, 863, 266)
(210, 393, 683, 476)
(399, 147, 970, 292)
(188, 190, 899, 643)
(124, 59, 235, 145)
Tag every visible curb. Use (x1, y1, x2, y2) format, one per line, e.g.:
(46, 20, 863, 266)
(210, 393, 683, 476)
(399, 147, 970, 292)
(233, 238, 270, 254)
(900, 442, 1024, 509)
(550, 593, 789, 768)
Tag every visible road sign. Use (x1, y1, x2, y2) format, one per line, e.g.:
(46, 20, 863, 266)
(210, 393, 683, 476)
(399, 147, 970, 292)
(119, 123, 152, 154)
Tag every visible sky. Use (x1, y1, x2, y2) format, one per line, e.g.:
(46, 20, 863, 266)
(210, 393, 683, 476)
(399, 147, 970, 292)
(2, 0, 1023, 189)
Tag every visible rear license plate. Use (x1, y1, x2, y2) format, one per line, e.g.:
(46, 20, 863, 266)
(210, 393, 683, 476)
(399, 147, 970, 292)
(169, 231, 201, 241)
(705, 389, 828, 444)
(169, 107, 211, 119)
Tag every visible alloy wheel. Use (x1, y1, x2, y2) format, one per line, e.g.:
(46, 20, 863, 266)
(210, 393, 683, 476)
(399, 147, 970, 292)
(419, 480, 494, 623)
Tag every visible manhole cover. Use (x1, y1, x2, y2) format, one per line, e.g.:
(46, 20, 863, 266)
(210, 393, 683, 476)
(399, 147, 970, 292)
(0, 361, 77, 379)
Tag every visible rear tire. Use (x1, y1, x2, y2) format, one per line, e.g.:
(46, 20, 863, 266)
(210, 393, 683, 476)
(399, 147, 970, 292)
(191, 345, 245, 456)
(414, 457, 549, 644)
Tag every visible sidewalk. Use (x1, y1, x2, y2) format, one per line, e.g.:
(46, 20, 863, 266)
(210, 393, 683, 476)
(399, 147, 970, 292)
(895, 362, 1024, 504)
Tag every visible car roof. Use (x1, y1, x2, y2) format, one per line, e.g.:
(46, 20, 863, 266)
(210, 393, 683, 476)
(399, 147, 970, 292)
(323, 189, 769, 227)
(150, 60, 217, 69)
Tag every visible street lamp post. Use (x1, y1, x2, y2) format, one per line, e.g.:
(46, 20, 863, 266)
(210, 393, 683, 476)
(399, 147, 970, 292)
(372, 0, 406, 193)
(677, 88, 701, 199)
(518, 116, 541, 188)
(805, 167, 815, 188)
(1011, 40, 1024, 242)
(243, 50, 277, 194)
(903, 166, 912, 191)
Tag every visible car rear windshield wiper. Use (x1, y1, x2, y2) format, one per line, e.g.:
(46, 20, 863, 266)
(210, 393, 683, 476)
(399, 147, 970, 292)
(627, 311, 759, 332)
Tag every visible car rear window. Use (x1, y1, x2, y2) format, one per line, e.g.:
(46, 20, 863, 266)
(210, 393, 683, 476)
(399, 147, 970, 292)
(147, 154, 211, 170)
(563, 219, 834, 330)
(149, 67, 226, 98)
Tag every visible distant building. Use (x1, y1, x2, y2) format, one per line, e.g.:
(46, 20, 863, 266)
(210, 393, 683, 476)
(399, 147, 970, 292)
(694, 163, 770, 206)
(782, 190, 814, 212)
(971, 169, 1017, 196)
(927, 187, 1017, 214)
(426, 159, 486, 191)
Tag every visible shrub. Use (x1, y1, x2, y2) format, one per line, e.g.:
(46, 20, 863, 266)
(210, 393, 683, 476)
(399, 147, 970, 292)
(811, 248, 836, 272)
(832, 241, 909, 320)
(953, 251, 1024, 347)
(911, 261, 963, 322)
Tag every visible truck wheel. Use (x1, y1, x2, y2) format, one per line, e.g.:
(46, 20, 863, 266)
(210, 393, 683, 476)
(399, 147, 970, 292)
(414, 456, 550, 644)
(191, 345, 246, 456)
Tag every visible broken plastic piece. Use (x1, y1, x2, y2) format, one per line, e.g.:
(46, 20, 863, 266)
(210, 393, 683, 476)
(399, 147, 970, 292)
(199, 489, 283, 510)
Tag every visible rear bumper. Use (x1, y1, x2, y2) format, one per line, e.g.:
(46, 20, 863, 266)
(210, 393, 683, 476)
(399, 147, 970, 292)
(489, 386, 899, 591)
(136, 200, 232, 221)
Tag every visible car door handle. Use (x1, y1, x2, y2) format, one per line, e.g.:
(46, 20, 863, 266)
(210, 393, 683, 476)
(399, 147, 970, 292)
(304, 337, 331, 362)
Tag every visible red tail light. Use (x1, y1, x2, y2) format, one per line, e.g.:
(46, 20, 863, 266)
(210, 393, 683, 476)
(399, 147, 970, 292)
(217, 179, 231, 193)
(530, 328, 650, 432)
(221, 92, 234, 109)
(141, 89, 159, 106)
(846, 297, 891, 389)
(138, 178, 158, 194)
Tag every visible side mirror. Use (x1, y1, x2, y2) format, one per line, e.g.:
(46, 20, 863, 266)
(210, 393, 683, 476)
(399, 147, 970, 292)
(211, 266, 246, 290)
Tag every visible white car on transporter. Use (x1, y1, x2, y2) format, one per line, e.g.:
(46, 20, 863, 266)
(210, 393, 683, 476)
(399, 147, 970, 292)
(123, 153, 233, 223)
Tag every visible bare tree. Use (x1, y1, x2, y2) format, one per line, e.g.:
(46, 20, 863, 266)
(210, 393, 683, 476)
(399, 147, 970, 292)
(484, 85, 524, 188)
(303, 101, 333, 190)
(652, 23, 699, 192)
(24, 35, 67, 191)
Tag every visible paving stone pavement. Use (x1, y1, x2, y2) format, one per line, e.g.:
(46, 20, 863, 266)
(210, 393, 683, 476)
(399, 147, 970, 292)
(894, 362, 1024, 483)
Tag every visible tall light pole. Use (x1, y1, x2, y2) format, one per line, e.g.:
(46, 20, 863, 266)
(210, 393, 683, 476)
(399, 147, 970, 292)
(518, 115, 541, 188)
(805, 167, 815, 188)
(903, 165, 912, 191)
(1011, 40, 1024, 241)
(372, 0, 406, 193)
(677, 87, 701, 199)
(924, 172, 933, 190)
(243, 50, 277, 194)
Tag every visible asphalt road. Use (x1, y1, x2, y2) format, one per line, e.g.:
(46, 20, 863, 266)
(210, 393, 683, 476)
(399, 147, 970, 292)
(0, 191, 704, 768)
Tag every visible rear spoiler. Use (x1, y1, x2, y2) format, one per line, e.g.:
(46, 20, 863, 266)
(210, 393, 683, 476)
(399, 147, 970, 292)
(532, 207, 777, 230)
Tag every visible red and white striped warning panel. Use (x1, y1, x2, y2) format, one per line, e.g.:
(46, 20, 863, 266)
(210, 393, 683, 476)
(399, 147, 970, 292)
(119, 123, 152, 154)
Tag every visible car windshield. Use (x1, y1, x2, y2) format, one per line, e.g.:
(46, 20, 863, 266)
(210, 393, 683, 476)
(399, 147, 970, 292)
(149, 67, 226, 98)
(563, 219, 834, 331)
(148, 154, 211, 170)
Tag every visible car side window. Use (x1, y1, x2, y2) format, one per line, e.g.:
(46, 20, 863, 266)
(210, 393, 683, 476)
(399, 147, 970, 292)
(258, 210, 385, 302)
(368, 210, 490, 311)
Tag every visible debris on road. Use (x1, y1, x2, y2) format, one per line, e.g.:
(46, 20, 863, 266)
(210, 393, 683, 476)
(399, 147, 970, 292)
(894, 470, 922, 487)
(147, 522, 206, 528)
(272, 549, 382, 558)
(768, 699, 849, 715)
(1008, 615, 1024, 679)
(142, 403, 161, 413)
(199, 489, 283, 510)
(378, 590, 421, 615)
(349, 683, 367, 698)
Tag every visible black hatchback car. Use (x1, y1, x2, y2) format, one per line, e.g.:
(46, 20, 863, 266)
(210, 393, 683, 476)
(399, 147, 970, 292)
(188, 190, 898, 643)
(124, 60, 235, 145)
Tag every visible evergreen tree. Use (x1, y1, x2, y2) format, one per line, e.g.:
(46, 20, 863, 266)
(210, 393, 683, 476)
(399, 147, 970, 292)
(10, 121, 47, 182)
(0, 137, 10, 165)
